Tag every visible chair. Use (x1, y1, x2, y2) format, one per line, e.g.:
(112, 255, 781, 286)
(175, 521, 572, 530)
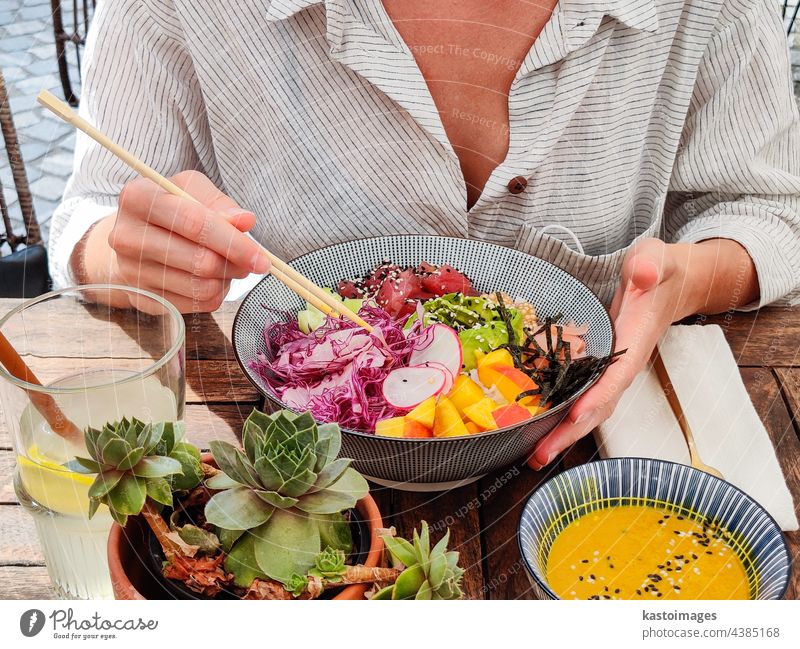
(50, 0, 96, 106)
(0, 68, 50, 298)
(785, 1, 800, 37)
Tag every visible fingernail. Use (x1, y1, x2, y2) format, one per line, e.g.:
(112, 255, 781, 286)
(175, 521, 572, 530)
(530, 451, 554, 470)
(571, 410, 594, 426)
(527, 453, 542, 470)
(220, 207, 254, 220)
(250, 252, 270, 274)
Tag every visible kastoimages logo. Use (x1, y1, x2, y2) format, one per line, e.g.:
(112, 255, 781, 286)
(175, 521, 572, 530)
(20, 609, 45, 637)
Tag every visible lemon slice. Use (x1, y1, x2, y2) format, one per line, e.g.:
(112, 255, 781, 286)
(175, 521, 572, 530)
(17, 446, 96, 516)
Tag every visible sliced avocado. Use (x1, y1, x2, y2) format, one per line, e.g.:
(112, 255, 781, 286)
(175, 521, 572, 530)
(298, 287, 367, 333)
(458, 309, 525, 371)
(298, 308, 326, 333)
(342, 298, 364, 313)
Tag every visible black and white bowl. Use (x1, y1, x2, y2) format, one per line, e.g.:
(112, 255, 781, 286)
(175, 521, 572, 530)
(518, 458, 791, 599)
(233, 236, 613, 491)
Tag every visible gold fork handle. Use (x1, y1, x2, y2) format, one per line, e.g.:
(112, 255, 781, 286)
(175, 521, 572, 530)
(651, 347, 699, 461)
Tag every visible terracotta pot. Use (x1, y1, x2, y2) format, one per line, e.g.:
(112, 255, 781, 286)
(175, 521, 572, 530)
(108, 454, 385, 600)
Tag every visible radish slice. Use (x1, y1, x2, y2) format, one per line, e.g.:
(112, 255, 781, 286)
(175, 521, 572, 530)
(409, 324, 463, 377)
(415, 361, 454, 393)
(382, 366, 447, 409)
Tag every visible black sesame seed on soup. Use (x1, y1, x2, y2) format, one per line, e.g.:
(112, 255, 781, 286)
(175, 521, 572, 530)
(545, 505, 750, 600)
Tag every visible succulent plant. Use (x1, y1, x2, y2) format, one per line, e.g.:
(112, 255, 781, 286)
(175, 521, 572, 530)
(309, 547, 347, 583)
(286, 573, 309, 598)
(75, 418, 204, 525)
(204, 409, 368, 586)
(372, 521, 464, 600)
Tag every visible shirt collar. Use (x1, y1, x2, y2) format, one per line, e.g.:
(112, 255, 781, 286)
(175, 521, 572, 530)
(265, 0, 660, 33)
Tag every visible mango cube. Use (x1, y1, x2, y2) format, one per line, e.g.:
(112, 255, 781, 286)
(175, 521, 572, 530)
(463, 397, 500, 431)
(477, 348, 514, 370)
(433, 397, 469, 438)
(375, 417, 406, 438)
(477, 363, 538, 405)
(447, 375, 486, 414)
(526, 405, 547, 418)
(403, 419, 433, 438)
(406, 396, 436, 429)
(492, 403, 532, 428)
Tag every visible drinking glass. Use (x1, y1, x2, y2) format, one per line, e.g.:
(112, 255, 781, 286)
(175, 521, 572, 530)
(0, 285, 185, 599)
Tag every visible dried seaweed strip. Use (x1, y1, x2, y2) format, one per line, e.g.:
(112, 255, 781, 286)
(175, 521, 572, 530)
(495, 292, 525, 367)
(544, 321, 553, 357)
(554, 324, 564, 361)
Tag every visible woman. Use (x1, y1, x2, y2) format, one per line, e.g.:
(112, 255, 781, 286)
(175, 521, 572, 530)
(50, 0, 800, 468)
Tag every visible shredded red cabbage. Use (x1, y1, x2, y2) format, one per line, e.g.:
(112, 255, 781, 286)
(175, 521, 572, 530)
(249, 304, 426, 432)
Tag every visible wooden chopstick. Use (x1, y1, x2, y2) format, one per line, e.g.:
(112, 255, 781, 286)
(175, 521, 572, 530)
(0, 331, 83, 443)
(36, 90, 373, 333)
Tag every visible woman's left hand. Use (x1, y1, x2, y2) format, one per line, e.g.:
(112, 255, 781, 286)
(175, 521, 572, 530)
(527, 238, 704, 470)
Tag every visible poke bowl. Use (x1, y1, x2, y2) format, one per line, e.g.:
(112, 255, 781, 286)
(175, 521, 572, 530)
(233, 235, 614, 490)
(517, 458, 791, 600)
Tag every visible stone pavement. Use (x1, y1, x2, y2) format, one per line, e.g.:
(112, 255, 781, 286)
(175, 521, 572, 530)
(1, 0, 80, 247)
(0, 0, 799, 250)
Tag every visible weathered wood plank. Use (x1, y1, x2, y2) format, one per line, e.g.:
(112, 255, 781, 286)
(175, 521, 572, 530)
(0, 566, 56, 598)
(744, 369, 800, 600)
(0, 358, 257, 405)
(0, 505, 44, 565)
(685, 307, 800, 368)
(775, 368, 800, 437)
(477, 462, 546, 600)
(184, 360, 258, 403)
(0, 300, 240, 362)
(391, 484, 486, 599)
(184, 303, 239, 360)
(184, 403, 254, 450)
(0, 451, 15, 504)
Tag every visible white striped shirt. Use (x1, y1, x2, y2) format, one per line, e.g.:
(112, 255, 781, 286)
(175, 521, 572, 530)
(50, 0, 800, 308)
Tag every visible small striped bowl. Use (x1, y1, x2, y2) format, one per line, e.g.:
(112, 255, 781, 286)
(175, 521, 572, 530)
(518, 458, 791, 600)
(233, 235, 613, 490)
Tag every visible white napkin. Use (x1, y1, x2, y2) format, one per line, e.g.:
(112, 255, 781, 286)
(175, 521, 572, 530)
(595, 324, 799, 531)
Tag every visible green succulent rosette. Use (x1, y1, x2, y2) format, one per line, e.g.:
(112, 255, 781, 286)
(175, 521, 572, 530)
(308, 547, 347, 583)
(203, 409, 368, 587)
(372, 521, 465, 600)
(75, 418, 203, 525)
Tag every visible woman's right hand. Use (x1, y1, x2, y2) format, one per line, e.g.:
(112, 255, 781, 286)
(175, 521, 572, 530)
(73, 170, 270, 313)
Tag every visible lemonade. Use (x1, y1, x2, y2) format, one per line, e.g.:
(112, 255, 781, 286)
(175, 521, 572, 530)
(15, 371, 180, 599)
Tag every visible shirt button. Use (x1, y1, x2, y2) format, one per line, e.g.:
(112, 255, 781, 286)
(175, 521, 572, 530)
(507, 176, 528, 194)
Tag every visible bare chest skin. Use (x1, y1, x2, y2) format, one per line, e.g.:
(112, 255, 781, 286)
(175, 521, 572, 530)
(382, 0, 558, 209)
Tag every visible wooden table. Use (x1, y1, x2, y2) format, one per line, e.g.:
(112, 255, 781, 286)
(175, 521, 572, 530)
(1, 300, 798, 599)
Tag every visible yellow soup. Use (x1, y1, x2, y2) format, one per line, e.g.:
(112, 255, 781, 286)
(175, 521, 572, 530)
(546, 505, 750, 600)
